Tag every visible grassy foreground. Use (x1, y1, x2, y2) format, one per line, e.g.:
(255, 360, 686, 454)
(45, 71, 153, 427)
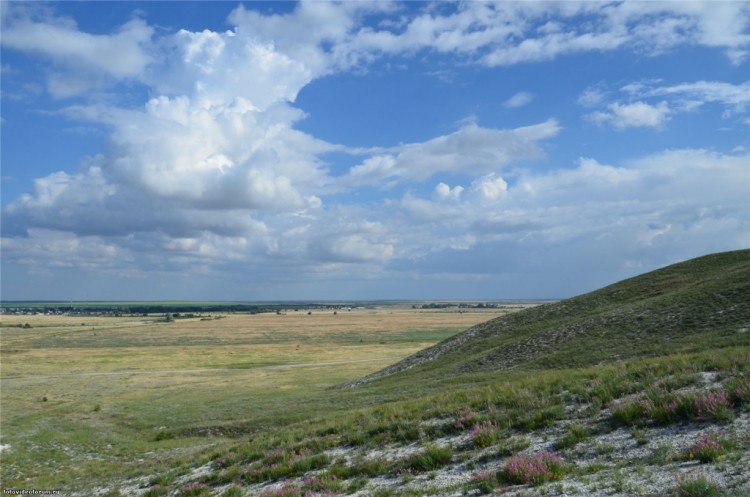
(166, 347, 750, 497)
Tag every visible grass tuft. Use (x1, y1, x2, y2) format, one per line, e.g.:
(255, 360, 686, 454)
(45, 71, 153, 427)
(672, 472, 723, 497)
(403, 445, 454, 472)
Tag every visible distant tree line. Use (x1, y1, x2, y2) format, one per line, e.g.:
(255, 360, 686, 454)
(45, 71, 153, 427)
(416, 302, 508, 309)
(1, 303, 341, 316)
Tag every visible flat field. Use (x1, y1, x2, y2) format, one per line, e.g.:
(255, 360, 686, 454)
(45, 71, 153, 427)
(0, 306, 508, 492)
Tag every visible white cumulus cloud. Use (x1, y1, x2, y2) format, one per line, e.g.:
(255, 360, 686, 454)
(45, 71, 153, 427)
(434, 183, 464, 201)
(587, 101, 672, 129)
(504, 91, 534, 108)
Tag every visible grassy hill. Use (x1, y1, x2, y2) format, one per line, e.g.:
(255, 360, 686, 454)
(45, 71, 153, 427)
(27, 250, 750, 497)
(353, 249, 750, 387)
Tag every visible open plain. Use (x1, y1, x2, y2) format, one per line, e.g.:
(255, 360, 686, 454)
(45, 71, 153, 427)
(0, 306, 511, 493)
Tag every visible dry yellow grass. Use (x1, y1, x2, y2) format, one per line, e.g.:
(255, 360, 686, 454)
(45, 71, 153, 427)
(0, 308, 507, 375)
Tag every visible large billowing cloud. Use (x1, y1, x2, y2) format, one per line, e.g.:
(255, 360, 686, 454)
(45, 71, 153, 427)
(2, 1, 748, 299)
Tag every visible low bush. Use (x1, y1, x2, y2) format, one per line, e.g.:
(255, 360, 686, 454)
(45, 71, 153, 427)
(694, 390, 734, 422)
(500, 451, 566, 486)
(687, 432, 730, 463)
(468, 470, 497, 494)
(470, 421, 498, 448)
(610, 386, 736, 427)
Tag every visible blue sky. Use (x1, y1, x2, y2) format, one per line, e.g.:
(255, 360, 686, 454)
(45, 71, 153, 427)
(1, 1, 748, 301)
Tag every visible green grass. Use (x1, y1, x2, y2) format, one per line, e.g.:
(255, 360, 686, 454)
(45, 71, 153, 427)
(673, 472, 724, 497)
(403, 445, 454, 472)
(556, 422, 589, 449)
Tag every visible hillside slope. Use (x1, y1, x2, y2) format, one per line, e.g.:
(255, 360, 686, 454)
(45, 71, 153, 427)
(351, 249, 750, 386)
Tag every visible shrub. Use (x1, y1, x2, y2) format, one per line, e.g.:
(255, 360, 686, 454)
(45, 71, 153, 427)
(612, 391, 695, 426)
(648, 393, 695, 425)
(673, 472, 722, 497)
(688, 432, 727, 463)
(468, 470, 497, 494)
(694, 390, 733, 422)
(471, 421, 498, 448)
(500, 451, 566, 486)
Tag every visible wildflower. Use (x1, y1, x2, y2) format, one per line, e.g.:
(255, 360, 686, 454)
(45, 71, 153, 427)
(500, 451, 566, 486)
(694, 390, 733, 422)
(688, 432, 726, 463)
